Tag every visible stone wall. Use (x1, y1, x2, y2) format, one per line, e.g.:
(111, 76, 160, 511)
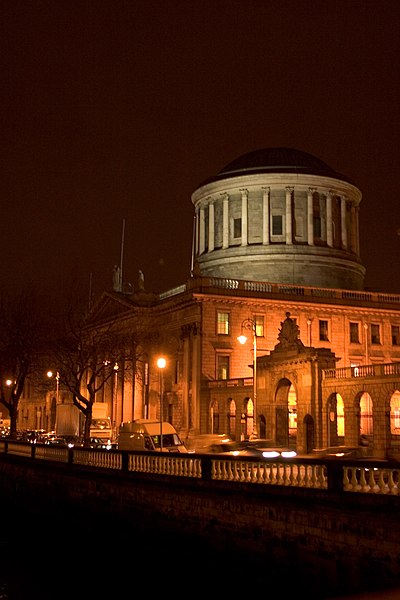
(1, 455, 400, 597)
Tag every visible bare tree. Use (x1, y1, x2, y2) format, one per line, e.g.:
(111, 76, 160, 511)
(50, 278, 165, 445)
(0, 288, 50, 438)
(51, 299, 130, 445)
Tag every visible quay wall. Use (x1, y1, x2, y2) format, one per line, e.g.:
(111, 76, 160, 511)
(1, 454, 400, 597)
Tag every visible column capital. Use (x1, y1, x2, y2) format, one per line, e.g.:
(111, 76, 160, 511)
(239, 188, 249, 198)
(308, 187, 317, 194)
(285, 186, 294, 193)
(261, 186, 270, 193)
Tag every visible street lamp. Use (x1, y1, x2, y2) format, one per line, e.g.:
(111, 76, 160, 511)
(47, 370, 60, 403)
(157, 357, 166, 452)
(237, 318, 258, 439)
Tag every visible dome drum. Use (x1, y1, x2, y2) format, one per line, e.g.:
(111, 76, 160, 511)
(191, 148, 364, 291)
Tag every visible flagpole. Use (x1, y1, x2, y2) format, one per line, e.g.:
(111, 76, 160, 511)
(120, 218, 125, 291)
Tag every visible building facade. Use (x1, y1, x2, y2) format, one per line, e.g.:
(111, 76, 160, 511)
(19, 148, 400, 457)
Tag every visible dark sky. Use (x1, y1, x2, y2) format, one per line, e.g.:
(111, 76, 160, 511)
(1, 0, 399, 301)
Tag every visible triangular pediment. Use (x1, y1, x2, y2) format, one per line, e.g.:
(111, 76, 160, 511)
(85, 292, 135, 327)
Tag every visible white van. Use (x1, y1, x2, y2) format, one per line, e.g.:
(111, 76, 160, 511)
(118, 419, 188, 453)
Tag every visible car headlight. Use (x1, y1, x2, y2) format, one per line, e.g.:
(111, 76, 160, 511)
(262, 450, 280, 458)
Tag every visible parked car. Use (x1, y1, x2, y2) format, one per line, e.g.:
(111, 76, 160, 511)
(87, 437, 114, 449)
(42, 434, 72, 447)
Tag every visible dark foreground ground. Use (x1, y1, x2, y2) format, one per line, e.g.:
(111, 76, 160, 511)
(0, 500, 399, 600)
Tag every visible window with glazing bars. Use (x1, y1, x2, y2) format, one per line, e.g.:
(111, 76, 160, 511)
(217, 311, 230, 335)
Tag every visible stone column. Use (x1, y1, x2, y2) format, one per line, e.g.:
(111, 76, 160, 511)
(326, 191, 333, 247)
(285, 186, 293, 244)
(350, 206, 356, 253)
(262, 186, 270, 244)
(194, 208, 199, 256)
(341, 196, 347, 249)
(182, 333, 190, 432)
(199, 205, 205, 254)
(222, 193, 229, 249)
(208, 199, 215, 252)
(355, 205, 360, 255)
(307, 188, 315, 245)
(191, 328, 201, 432)
(240, 188, 248, 246)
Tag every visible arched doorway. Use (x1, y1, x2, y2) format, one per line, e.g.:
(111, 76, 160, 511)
(327, 392, 344, 446)
(274, 379, 297, 446)
(210, 400, 219, 433)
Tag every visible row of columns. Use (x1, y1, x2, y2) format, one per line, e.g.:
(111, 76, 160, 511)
(196, 186, 360, 256)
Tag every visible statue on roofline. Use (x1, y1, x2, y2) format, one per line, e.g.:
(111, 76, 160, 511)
(275, 312, 305, 350)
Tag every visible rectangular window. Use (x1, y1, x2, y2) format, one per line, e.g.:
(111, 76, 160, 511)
(371, 323, 381, 345)
(233, 218, 241, 238)
(319, 320, 329, 341)
(350, 322, 360, 344)
(254, 315, 264, 337)
(217, 355, 230, 380)
(392, 325, 400, 346)
(217, 311, 230, 335)
(313, 215, 321, 238)
(272, 215, 283, 235)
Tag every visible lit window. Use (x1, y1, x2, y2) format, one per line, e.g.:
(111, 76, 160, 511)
(360, 393, 373, 436)
(390, 391, 400, 434)
(217, 312, 230, 335)
(253, 315, 264, 337)
(217, 355, 230, 380)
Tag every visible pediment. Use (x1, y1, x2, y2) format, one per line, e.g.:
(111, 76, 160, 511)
(85, 292, 135, 327)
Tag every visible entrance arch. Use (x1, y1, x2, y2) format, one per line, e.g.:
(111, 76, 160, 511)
(274, 378, 296, 446)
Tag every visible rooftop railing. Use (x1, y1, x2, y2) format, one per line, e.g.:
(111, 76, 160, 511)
(159, 276, 400, 307)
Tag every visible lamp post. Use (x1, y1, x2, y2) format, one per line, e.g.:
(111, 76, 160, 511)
(112, 362, 119, 441)
(47, 370, 60, 433)
(157, 357, 166, 452)
(237, 318, 258, 439)
(47, 371, 60, 403)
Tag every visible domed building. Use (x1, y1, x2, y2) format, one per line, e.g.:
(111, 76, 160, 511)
(20, 148, 400, 459)
(192, 147, 365, 290)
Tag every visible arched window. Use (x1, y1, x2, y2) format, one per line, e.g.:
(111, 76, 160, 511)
(228, 399, 236, 440)
(246, 398, 254, 438)
(337, 395, 345, 438)
(360, 392, 373, 436)
(390, 390, 400, 434)
(288, 384, 297, 442)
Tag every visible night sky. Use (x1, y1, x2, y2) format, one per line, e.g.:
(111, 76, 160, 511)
(1, 0, 399, 301)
